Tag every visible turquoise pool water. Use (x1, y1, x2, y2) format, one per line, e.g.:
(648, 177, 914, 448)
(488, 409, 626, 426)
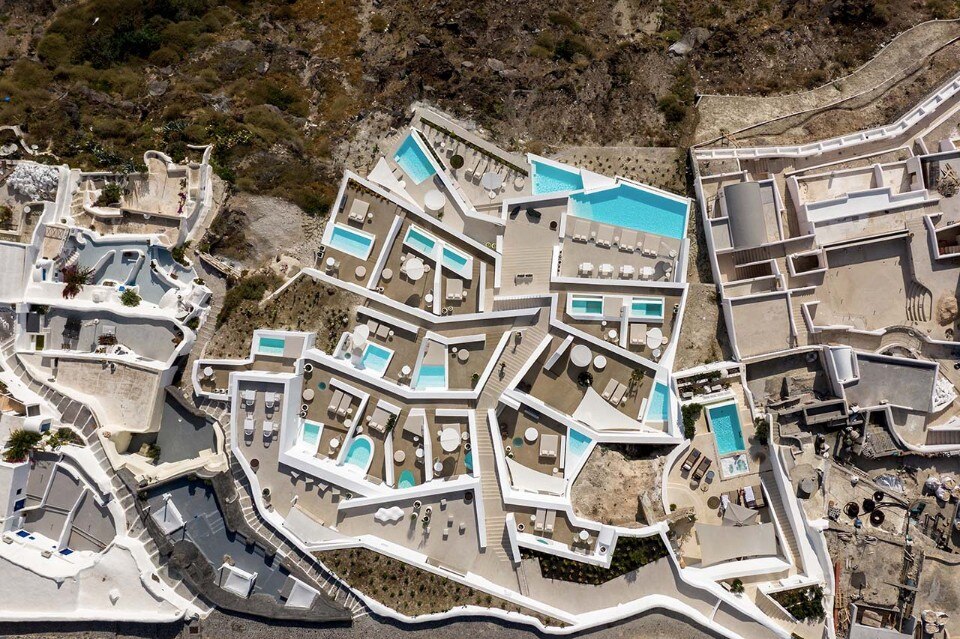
(344, 436, 373, 472)
(359, 343, 393, 376)
(631, 297, 665, 320)
(302, 421, 322, 447)
(394, 134, 436, 184)
(442, 245, 470, 274)
(531, 159, 583, 194)
(258, 336, 286, 356)
(647, 383, 670, 422)
(464, 451, 473, 473)
(568, 428, 592, 459)
(404, 226, 437, 256)
(414, 364, 447, 390)
(397, 469, 416, 489)
(708, 403, 746, 455)
(570, 295, 603, 316)
(570, 183, 688, 239)
(329, 224, 374, 259)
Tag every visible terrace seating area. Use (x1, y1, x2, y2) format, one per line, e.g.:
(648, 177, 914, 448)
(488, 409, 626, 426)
(239, 382, 284, 447)
(498, 406, 567, 479)
(562, 223, 680, 282)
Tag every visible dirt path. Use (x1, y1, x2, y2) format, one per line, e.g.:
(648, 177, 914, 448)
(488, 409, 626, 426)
(695, 19, 960, 144)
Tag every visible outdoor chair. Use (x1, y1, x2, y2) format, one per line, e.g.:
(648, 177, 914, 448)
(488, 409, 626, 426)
(691, 457, 712, 483)
(681, 448, 701, 472)
(263, 420, 275, 440)
(244, 416, 255, 438)
(601, 379, 618, 400)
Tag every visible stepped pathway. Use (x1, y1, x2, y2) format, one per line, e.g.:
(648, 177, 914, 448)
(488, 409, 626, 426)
(789, 293, 818, 347)
(760, 470, 801, 570)
(227, 460, 367, 617)
(925, 428, 960, 446)
(905, 280, 933, 323)
(179, 259, 227, 397)
(0, 339, 207, 614)
(472, 299, 550, 568)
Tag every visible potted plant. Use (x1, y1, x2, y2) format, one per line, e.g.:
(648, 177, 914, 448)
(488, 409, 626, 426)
(450, 154, 464, 170)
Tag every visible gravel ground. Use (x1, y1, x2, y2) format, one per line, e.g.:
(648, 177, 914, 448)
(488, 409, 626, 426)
(0, 607, 737, 639)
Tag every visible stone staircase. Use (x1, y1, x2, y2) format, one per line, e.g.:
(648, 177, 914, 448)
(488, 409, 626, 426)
(732, 246, 772, 266)
(790, 294, 817, 347)
(925, 428, 960, 446)
(0, 340, 207, 613)
(760, 470, 802, 571)
(227, 462, 367, 617)
(905, 280, 933, 323)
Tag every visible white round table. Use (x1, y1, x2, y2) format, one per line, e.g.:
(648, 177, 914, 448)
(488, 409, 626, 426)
(524, 427, 538, 443)
(203, 366, 214, 378)
(607, 329, 618, 341)
(646, 327, 664, 350)
(326, 256, 336, 268)
(415, 447, 424, 459)
(434, 460, 444, 473)
(593, 355, 607, 371)
(440, 428, 460, 453)
(330, 438, 340, 450)
(302, 388, 315, 402)
(355, 265, 366, 279)
(578, 529, 590, 541)
(480, 172, 504, 191)
(393, 450, 406, 464)
(403, 257, 425, 281)
(401, 365, 412, 377)
(425, 189, 446, 214)
(425, 293, 434, 304)
(570, 344, 592, 368)
(381, 268, 393, 282)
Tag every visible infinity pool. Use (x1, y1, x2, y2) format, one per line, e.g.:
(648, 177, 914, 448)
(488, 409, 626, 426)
(531, 159, 583, 194)
(707, 402, 746, 455)
(328, 224, 375, 260)
(394, 134, 436, 185)
(570, 183, 688, 239)
(414, 364, 447, 390)
(358, 343, 393, 377)
(441, 245, 472, 277)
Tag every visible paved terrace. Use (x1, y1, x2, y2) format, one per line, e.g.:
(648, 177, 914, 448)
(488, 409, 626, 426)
(560, 226, 680, 282)
(198, 356, 296, 395)
(497, 405, 569, 479)
(499, 202, 566, 296)
(518, 330, 656, 427)
(43, 308, 179, 362)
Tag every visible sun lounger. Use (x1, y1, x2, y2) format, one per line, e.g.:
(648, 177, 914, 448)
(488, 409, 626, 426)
(244, 416, 255, 437)
(642, 233, 659, 257)
(367, 405, 390, 433)
(348, 199, 370, 223)
(243, 389, 256, 407)
(601, 379, 618, 400)
(692, 457, 711, 482)
(534, 508, 546, 533)
(376, 323, 390, 340)
(328, 389, 343, 413)
(681, 448, 701, 472)
(366, 319, 380, 334)
(337, 392, 352, 417)
(539, 433, 559, 458)
(595, 224, 615, 248)
(658, 239, 676, 258)
(630, 323, 647, 346)
(264, 392, 276, 410)
(544, 510, 557, 534)
(263, 420, 275, 439)
(610, 383, 627, 406)
(619, 229, 638, 252)
(572, 219, 591, 242)
(619, 264, 635, 279)
(753, 485, 765, 508)
(446, 278, 464, 301)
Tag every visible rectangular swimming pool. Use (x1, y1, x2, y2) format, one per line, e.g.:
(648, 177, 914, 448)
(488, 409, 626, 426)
(257, 336, 286, 356)
(568, 294, 603, 317)
(441, 245, 472, 277)
(707, 402, 746, 455)
(358, 343, 393, 378)
(414, 364, 447, 390)
(301, 421, 322, 450)
(646, 383, 670, 422)
(570, 183, 688, 239)
(328, 223, 375, 260)
(631, 296, 665, 321)
(531, 159, 583, 195)
(394, 134, 437, 185)
(404, 225, 438, 257)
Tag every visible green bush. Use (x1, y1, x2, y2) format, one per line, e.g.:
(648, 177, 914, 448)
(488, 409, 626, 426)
(3, 429, 42, 463)
(681, 403, 702, 440)
(771, 586, 825, 622)
(754, 416, 770, 445)
(730, 578, 744, 594)
(120, 289, 141, 307)
(370, 13, 388, 33)
(170, 240, 191, 266)
(658, 93, 687, 125)
(96, 182, 124, 206)
(525, 536, 668, 585)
